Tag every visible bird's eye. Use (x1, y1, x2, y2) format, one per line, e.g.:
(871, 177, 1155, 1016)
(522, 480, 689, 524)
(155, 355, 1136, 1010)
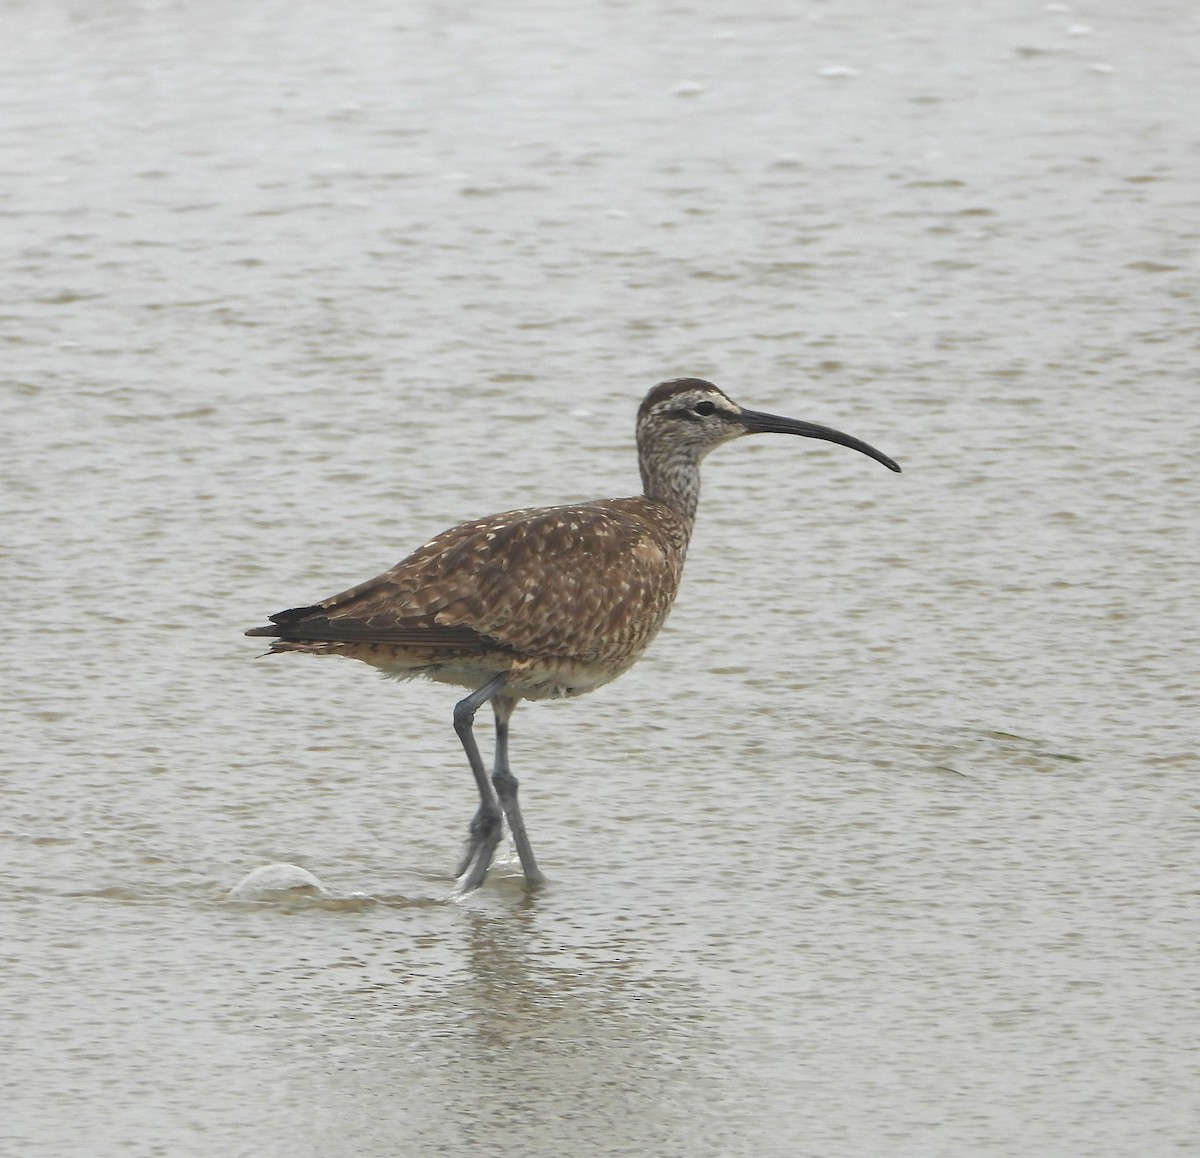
(693, 400, 716, 416)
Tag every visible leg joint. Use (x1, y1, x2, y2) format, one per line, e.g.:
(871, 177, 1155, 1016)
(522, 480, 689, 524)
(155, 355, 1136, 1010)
(452, 697, 477, 734)
(454, 673, 509, 734)
(492, 766, 519, 799)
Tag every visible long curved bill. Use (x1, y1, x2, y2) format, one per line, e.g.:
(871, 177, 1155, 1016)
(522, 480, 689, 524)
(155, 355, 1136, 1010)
(737, 407, 901, 472)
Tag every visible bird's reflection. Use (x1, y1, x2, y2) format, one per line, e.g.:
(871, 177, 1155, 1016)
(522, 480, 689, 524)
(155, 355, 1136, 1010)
(257, 890, 751, 1155)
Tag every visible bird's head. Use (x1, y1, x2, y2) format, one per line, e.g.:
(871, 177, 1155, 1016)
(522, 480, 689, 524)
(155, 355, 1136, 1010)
(636, 378, 901, 472)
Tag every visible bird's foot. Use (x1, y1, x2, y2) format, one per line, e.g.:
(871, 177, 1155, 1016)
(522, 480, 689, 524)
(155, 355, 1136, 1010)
(453, 807, 503, 892)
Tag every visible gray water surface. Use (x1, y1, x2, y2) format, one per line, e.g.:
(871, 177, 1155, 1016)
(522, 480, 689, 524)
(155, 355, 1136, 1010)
(3, 1, 1198, 1155)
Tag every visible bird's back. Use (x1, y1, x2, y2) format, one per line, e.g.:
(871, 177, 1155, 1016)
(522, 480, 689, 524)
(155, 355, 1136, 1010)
(247, 496, 691, 697)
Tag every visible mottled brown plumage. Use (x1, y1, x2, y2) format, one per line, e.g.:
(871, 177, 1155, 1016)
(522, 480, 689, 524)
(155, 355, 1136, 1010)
(251, 496, 688, 700)
(246, 377, 900, 891)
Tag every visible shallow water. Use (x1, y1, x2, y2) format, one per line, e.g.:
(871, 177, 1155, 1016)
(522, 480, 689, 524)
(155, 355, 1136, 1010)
(3, 1, 1198, 1154)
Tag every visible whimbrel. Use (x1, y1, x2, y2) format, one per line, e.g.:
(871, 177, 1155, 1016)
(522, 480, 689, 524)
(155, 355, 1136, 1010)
(246, 378, 900, 891)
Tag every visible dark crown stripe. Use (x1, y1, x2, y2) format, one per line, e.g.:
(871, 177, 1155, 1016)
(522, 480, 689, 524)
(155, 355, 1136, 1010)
(637, 378, 725, 420)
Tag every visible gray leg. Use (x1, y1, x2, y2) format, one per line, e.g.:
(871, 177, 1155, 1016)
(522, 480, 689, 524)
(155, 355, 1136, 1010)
(452, 673, 508, 891)
(491, 694, 545, 886)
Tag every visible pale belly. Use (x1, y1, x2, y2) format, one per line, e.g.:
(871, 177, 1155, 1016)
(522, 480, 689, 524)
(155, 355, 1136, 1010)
(364, 650, 636, 701)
